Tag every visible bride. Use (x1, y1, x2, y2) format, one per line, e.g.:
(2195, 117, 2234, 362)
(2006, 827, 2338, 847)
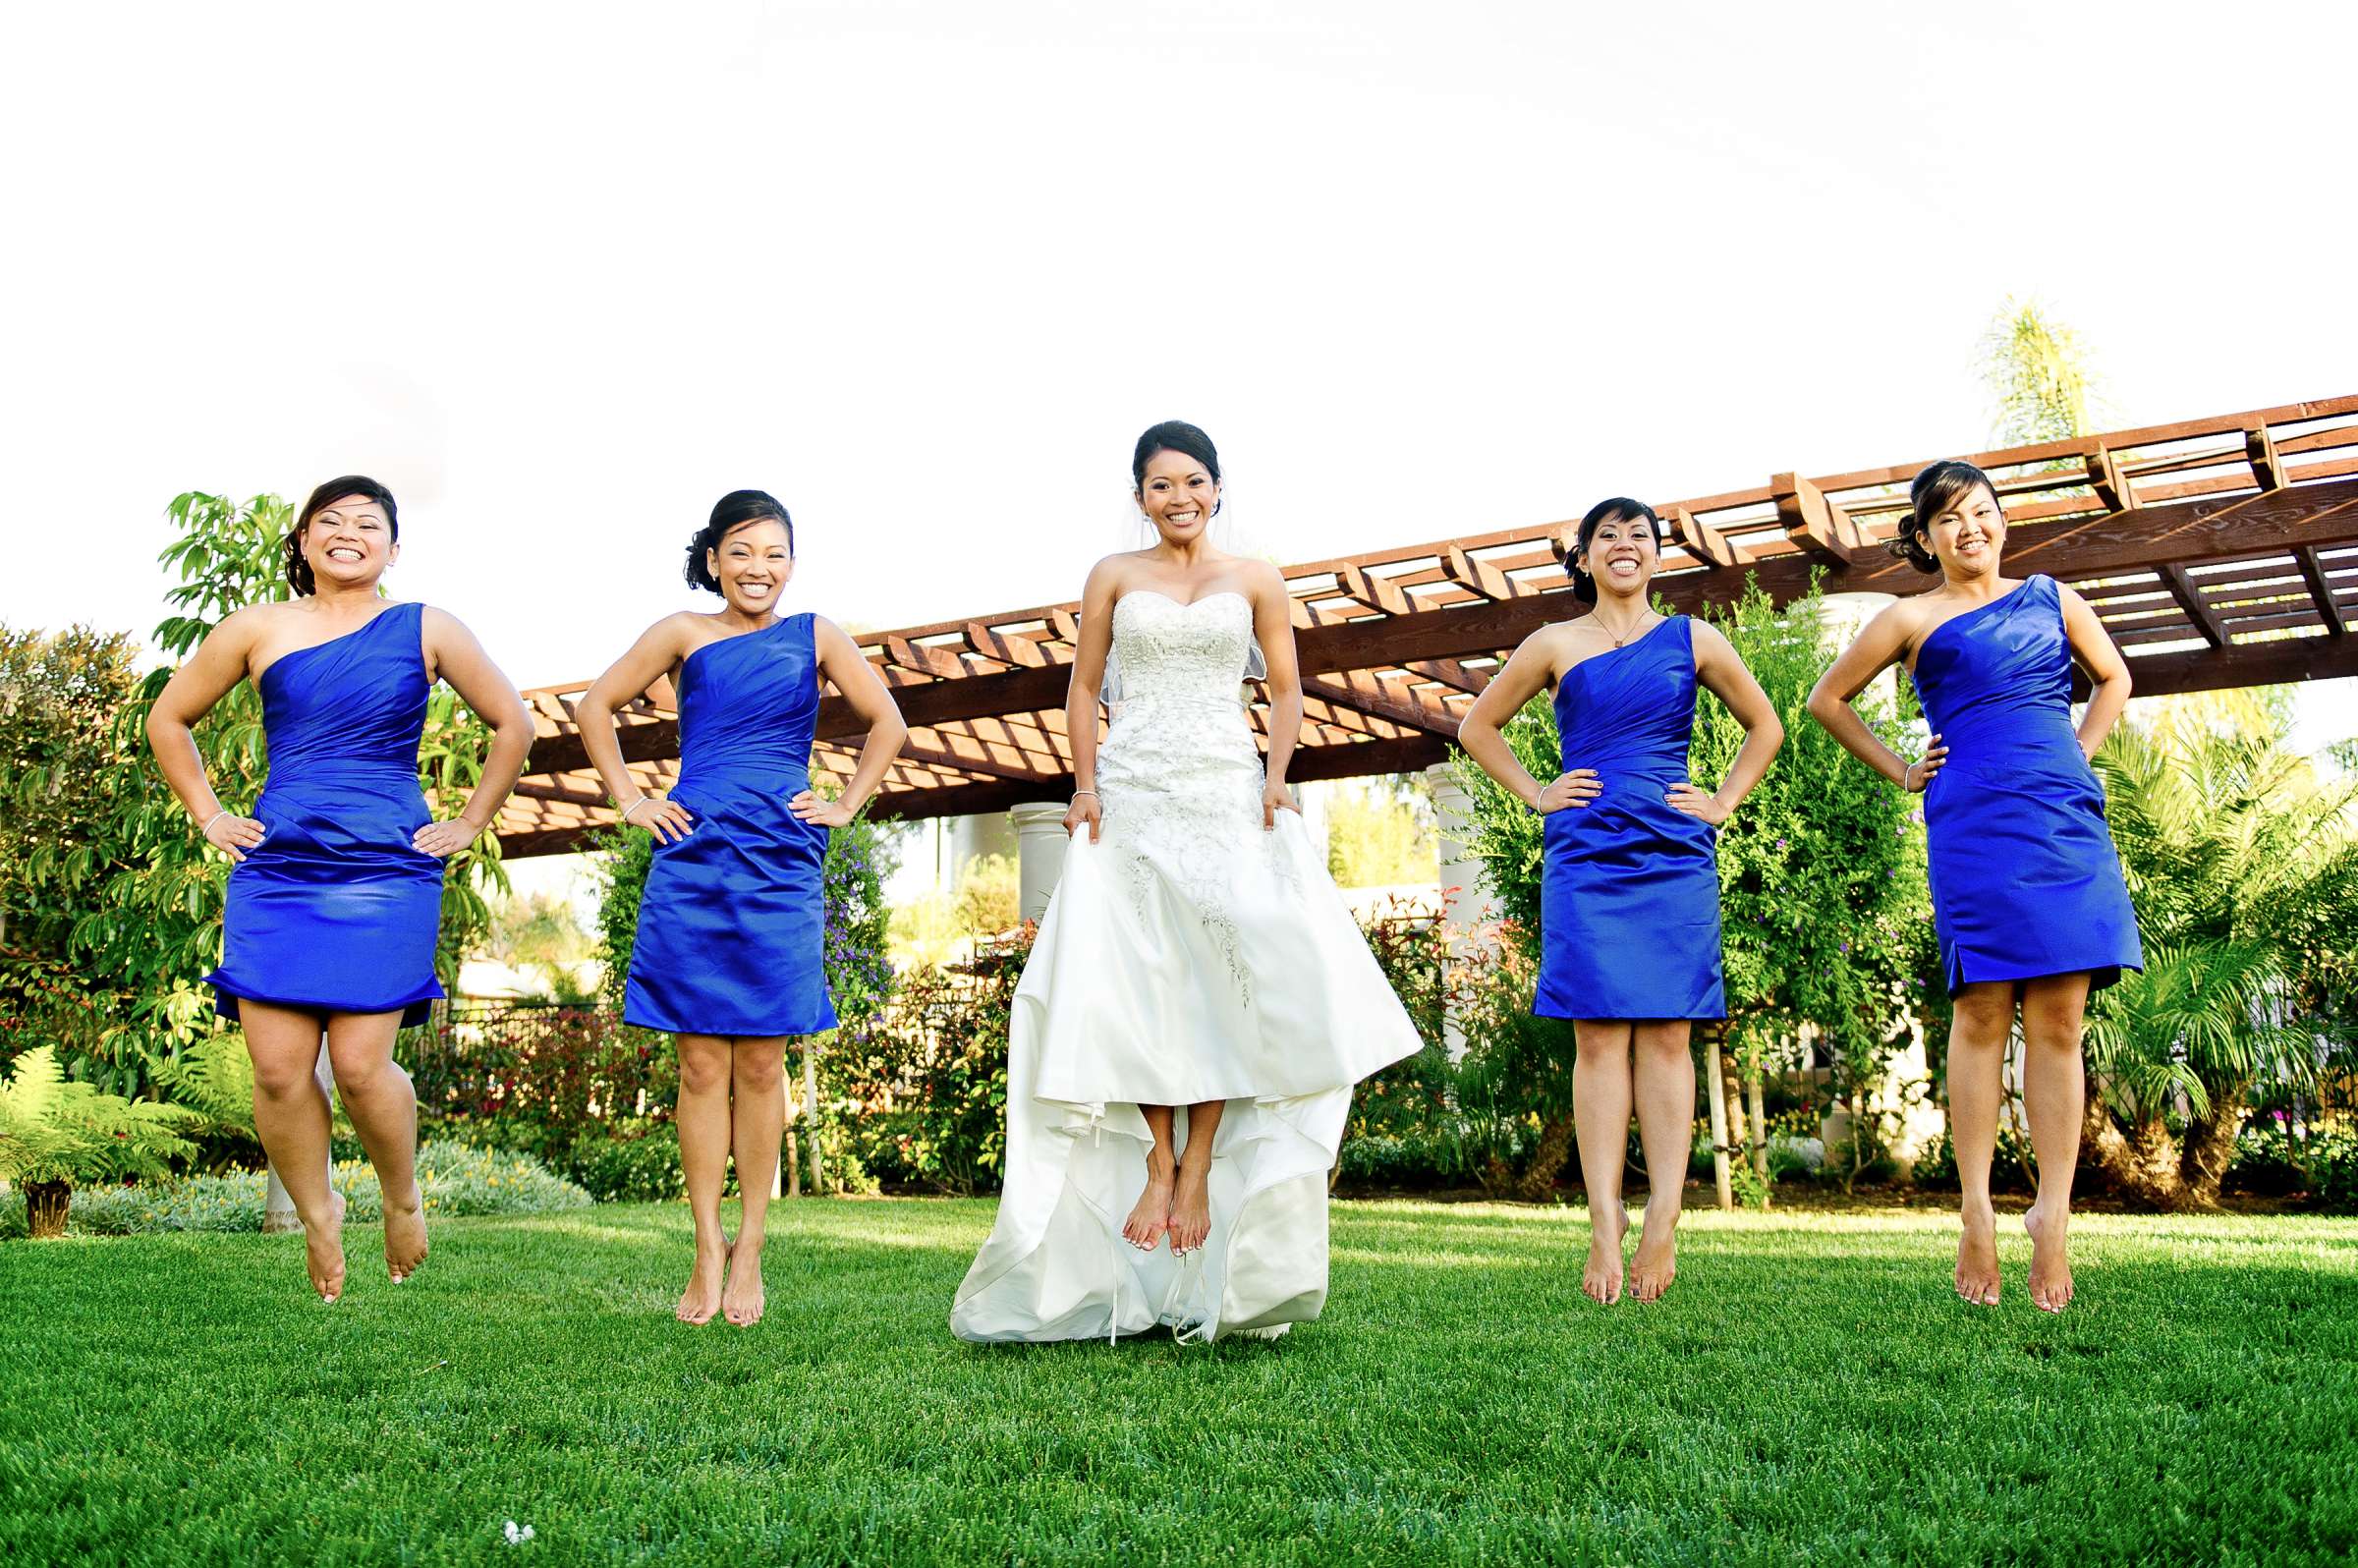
(951, 420, 1424, 1344)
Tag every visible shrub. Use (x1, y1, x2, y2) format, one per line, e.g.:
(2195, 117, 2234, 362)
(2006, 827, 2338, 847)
(0, 1139, 589, 1237)
(407, 1004, 673, 1159)
(0, 1046, 200, 1235)
(559, 1118, 685, 1203)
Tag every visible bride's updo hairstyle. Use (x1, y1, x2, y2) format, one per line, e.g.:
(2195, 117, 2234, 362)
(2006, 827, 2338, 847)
(285, 476, 399, 596)
(1889, 460, 1996, 574)
(685, 489, 795, 593)
(1132, 420, 1223, 517)
(1556, 496, 1663, 605)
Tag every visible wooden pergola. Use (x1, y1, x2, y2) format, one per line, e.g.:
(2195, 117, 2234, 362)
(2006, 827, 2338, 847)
(497, 395, 2358, 858)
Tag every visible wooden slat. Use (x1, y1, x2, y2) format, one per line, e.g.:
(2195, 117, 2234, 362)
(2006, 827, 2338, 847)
(1442, 545, 1529, 601)
(884, 636, 969, 681)
(1667, 504, 1754, 569)
(1302, 671, 1461, 738)
(1773, 473, 1864, 565)
(963, 622, 1050, 668)
(2248, 425, 2288, 492)
(2295, 546, 2350, 637)
(1336, 562, 1419, 618)
(2158, 564, 2229, 648)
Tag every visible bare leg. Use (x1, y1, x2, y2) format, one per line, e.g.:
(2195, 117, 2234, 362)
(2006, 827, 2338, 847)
(1124, 1105, 1176, 1251)
(1947, 983, 2015, 1307)
(1169, 1098, 1226, 1255)
(324, 1009, 425, 1283)
(243, 1000, 344, 1302)
(723, 1037, 787, 1326)
(1571, 1020, 1634, 1305)
(674, 1034, 732, 1323)
(1629, 1021, 1695, 1303)
(2020, 974, 2091, 1313)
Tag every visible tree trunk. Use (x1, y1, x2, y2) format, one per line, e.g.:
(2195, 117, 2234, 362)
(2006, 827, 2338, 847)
(1745, 1067, 1770, 1210)
(2181, 1079, 2250, 1209)
(25, 1179, 70, 1239)
(1515, 1111, 1577, 1201)
(1705, 1029, 1733, 1211)
(803, 1038, 824, 1195)
(2080, 1097, 2192, 1209)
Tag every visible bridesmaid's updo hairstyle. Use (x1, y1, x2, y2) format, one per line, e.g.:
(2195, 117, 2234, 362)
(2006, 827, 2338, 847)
(1132, 420, 1223, 517)
(685, 489, 795, 593)
(286, 476, 400, 597)
(1891, 461, 1996, 574)
(1558, 497, 1663, 604)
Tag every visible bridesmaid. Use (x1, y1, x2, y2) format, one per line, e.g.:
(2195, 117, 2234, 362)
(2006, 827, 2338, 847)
(576, 490, 906, 1327)
(147, 476, 533, 1303)
(1457, 498, 1781, 1306)
(1808, 460, 2140, 1313)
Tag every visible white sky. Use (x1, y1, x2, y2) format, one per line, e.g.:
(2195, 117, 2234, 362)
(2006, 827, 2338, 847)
(4, 0, 2353, 748)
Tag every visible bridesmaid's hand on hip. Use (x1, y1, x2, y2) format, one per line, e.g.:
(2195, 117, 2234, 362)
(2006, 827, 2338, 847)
(1536, 770, 1602, 813)
(1262, 780, 1301, 831)
(1903, 735, 1949, 793)
(789, 791, 854, 829)
(1664, 782, 1731, 824)
(623, 796, 696, 844)
(414, 816, 488, 859)
(202, 812, 267, 864)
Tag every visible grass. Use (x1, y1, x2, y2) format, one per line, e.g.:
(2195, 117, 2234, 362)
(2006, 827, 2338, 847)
(2, 1198, 2354, 1566)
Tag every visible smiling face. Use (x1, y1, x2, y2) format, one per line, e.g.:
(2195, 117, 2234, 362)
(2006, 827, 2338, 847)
(1575, 510, 1659, 601)
(706, 518, 793, 614)
(1929, 482, 2006, 580)
(302, 494, 398, 589)
(1136, 447, 1219, 546)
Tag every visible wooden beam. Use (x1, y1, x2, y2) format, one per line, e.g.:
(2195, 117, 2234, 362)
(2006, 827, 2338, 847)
(2248, 425, 2288, 492)
(512, 778, 612, 810)
(963, 622, 1050, 667)
(2087, 445, 2133, 514)
(1442, 545, 1530, 601)
(1772, 473, 1863, 566)
(2125, 630, 2358, 696)
(1302, 671, 1461, 738)
(1336, 562, 1419, 618)
(884, 637, 969, 681)
(1401, 657, 1490, 695)
(1667, 504, 1753, 570)
(2294, 546, 2349, 637)
(2158, 564, 2228, 648)
(897, 738, 1061, 786)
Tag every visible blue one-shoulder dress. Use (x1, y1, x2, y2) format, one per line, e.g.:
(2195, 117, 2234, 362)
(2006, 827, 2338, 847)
(623, 612, 837, 1037)
(1910, 574, 2143, 995)
(1536, 616, 1725, 1021)
(205, 601, 447, 1027)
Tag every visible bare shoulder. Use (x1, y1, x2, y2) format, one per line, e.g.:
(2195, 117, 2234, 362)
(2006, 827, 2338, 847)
(1686, 616, 1737, 659)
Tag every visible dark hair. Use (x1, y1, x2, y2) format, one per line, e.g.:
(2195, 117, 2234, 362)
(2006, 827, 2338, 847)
(1557, 496, 1663, 604)
(1132, 420, 1222, 516)
(685, 490, 795, 593)
(1890, 460, 1998, 574)
(286, 476, 399, 596)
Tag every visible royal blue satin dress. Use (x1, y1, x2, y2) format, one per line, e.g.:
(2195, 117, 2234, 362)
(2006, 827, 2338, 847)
(1536, 616, 1725, 1021)
(206, 601, 446, 1027)
(1910, 574, 2143, 995)
(623, 612, 837, 1037)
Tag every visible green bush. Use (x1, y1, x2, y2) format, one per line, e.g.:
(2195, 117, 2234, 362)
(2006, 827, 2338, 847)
(0, 1139, 588, 1237)
(831, 936, 1023, 1195)
(559, 1118, 685, 1203)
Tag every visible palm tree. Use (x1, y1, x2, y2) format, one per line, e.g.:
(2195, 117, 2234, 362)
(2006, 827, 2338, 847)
(1978, 297, 2105, 446)
(2087, 721, 2358, 1207)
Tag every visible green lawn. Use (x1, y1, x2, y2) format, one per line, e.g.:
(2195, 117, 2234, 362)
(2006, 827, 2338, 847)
(3, 1199, 2353, 1565)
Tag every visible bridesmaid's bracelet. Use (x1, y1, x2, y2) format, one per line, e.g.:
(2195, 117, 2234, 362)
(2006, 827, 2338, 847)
(200, 809, 232, 836)
(619, 797, 654, 822)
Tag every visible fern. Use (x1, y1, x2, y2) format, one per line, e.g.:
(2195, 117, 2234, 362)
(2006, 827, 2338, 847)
(0, 1046, 199, 1185)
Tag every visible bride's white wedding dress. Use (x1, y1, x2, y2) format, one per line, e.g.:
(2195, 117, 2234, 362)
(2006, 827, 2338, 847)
(950, 589, 1424, 1344)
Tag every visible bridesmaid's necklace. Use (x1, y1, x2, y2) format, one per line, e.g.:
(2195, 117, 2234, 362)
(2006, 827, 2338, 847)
(1596, 609, 1659, 647)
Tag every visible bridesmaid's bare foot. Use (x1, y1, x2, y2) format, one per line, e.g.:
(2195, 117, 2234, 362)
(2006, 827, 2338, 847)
(1630, 1201, 1679, 1303)
(677, 1233, 726, 1324)
(721, 1238, 765, 1327)
(1583, 1200, 1629, 1305)
(383, 1181, 428, 1284)
(1124, 1158, 1174, 1252)
(306, 1191, 348, 1304)
(1169, 1162, 1212, 1256)
(1956, 1202, 2000, 1307)
(2024, 1202, 2073, 1313)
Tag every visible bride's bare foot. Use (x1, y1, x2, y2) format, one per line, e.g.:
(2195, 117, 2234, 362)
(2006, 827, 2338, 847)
(1630, 1201, 1679, 1303)
(305, 1190, 348, 1304)
(721, 1237, 765, 1327)
(677, 1233, 726, 1324)
(2024, 1202, 2073, 1313)
(383, 1180, 428, 1284)
(1169, 1161, 1212, 1256)
(1583, 1200, 1629, 1305)
(1123, 1158, 1174, 1252)
(1956, 1201, 2000, 1307)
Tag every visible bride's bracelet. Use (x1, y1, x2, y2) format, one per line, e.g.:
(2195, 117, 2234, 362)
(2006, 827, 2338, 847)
(1070, 789, 1098, 800)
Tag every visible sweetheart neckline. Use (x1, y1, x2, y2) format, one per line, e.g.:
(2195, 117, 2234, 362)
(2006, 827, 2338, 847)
(1113, 588, 1251, 615)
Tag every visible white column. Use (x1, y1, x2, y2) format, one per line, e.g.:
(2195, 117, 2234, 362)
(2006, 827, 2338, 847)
(1817, 591, 1900, 704)
(1009, 802, 1073, 924)
(1424, 761, 1497, 1060)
